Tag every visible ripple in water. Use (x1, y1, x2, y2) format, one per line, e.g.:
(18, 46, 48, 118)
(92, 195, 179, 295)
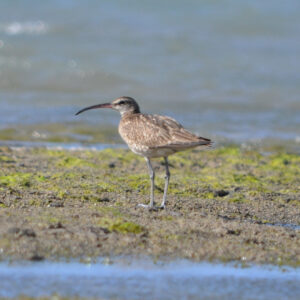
(0, 21, 48, 35)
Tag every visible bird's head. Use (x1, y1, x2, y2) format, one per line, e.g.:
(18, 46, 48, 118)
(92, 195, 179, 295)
(75, 96, 140, 116)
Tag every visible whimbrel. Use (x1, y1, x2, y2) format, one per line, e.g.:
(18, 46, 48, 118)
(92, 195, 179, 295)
(76, 96, 211, 209)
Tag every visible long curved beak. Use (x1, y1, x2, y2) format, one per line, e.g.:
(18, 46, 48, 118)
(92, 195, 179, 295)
(75, 103, 112, 115)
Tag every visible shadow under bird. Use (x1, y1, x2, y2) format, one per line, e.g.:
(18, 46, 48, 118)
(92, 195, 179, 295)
(76, 96, 212, 209)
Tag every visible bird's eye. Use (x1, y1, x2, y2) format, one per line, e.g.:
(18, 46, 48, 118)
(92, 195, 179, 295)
(118, 100, 125, 105)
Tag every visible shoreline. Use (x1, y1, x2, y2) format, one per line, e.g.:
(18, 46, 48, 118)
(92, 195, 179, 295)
(0, 145, 299, 266)
(1, 136, 300, 152)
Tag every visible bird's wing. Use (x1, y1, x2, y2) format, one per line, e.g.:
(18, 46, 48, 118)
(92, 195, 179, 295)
(119, 114, 211, 148)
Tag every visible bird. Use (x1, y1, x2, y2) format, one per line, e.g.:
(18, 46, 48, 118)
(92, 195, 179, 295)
(75, 96, 212, 209)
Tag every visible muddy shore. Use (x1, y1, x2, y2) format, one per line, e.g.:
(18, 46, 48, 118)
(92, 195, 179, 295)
(0, 145, 299, 266)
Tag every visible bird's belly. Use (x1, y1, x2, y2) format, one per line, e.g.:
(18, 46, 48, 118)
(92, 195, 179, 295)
(128, 144, 175, 158)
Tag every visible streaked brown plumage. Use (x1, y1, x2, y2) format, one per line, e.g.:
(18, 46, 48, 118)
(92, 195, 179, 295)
(76, 96, 212, 209)
(119, 113, 211, 158)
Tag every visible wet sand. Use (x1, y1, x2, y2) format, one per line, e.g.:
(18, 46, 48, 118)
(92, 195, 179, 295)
(0, 145, 299, 266)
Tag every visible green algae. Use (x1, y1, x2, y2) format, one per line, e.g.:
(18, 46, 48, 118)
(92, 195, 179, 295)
(0, 155, 13, 162)
(0, 173, 32, 188)
(57, 156, 96, 168)
(97, 206, 123, 217)
(96, 181, 117, 193)
(229, 195, 247, 203)
(96, 206, 143, 234)
(109, 221, 144, 234)
(99, 217, 144, 234)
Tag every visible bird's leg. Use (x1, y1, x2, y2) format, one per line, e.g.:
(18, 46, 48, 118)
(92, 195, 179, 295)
(160, 157, 170, 209)
(138, 157, 155, 208)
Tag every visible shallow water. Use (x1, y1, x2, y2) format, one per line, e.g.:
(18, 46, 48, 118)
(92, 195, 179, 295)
(0, 258, 299, 300)
(0, 140, 125, 151)
(0, 0, 300, 145)
(265, 222, 300, 231)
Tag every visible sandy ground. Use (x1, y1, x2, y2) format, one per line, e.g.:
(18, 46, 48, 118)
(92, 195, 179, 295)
(0, 145, 299, 266)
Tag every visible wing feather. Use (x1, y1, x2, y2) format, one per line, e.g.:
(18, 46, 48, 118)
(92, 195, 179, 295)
(119, 113, 211, 149)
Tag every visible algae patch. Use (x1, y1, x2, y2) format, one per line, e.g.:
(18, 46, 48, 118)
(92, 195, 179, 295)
(57, 156, 95, 168)
(99, 218, 144, 234)
(0, 173, 45, 188)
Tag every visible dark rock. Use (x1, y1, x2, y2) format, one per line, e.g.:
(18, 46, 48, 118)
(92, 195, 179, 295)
(227, 229, 241, 235)
(283, 159, 290, 165)
(98, 197, 110, 202)
(215, 190, 229, 197)
(30, 255, 44, 261)
(89, 226, 110, 235)
(49, 202, 64, 207)
(8, 228, 36, 238)
(218, 215, 235, 221)
(91, 212, 100, 217)
(21, 229, 36, 237)
(100, 227, 111, 234)
(49, 222, 64, 229)
(108, 162, 116, 168)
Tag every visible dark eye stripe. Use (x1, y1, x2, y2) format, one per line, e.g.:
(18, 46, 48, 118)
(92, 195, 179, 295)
(118, 100, 125, 105)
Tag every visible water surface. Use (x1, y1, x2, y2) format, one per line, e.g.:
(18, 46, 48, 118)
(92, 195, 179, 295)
(0, 0, 300, 145)
(0, 258, 300, 300)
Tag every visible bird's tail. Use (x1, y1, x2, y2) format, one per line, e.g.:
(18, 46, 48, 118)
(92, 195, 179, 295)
(197, 136, 213, 147)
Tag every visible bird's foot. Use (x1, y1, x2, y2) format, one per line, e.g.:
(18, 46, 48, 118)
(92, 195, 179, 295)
(137, 203, 152, 208)
(137, 203, 164, 211)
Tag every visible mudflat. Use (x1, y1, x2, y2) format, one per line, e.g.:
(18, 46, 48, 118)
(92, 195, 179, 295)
(0, 145, 299, 266)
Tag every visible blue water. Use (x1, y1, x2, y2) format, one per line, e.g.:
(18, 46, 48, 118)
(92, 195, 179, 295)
(0, 0, 300, 143)
(0, 258, 299, 300)
(0, 140, 125, 150)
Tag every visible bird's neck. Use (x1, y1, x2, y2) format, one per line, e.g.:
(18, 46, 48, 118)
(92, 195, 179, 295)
(120, 110, 140, 118)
